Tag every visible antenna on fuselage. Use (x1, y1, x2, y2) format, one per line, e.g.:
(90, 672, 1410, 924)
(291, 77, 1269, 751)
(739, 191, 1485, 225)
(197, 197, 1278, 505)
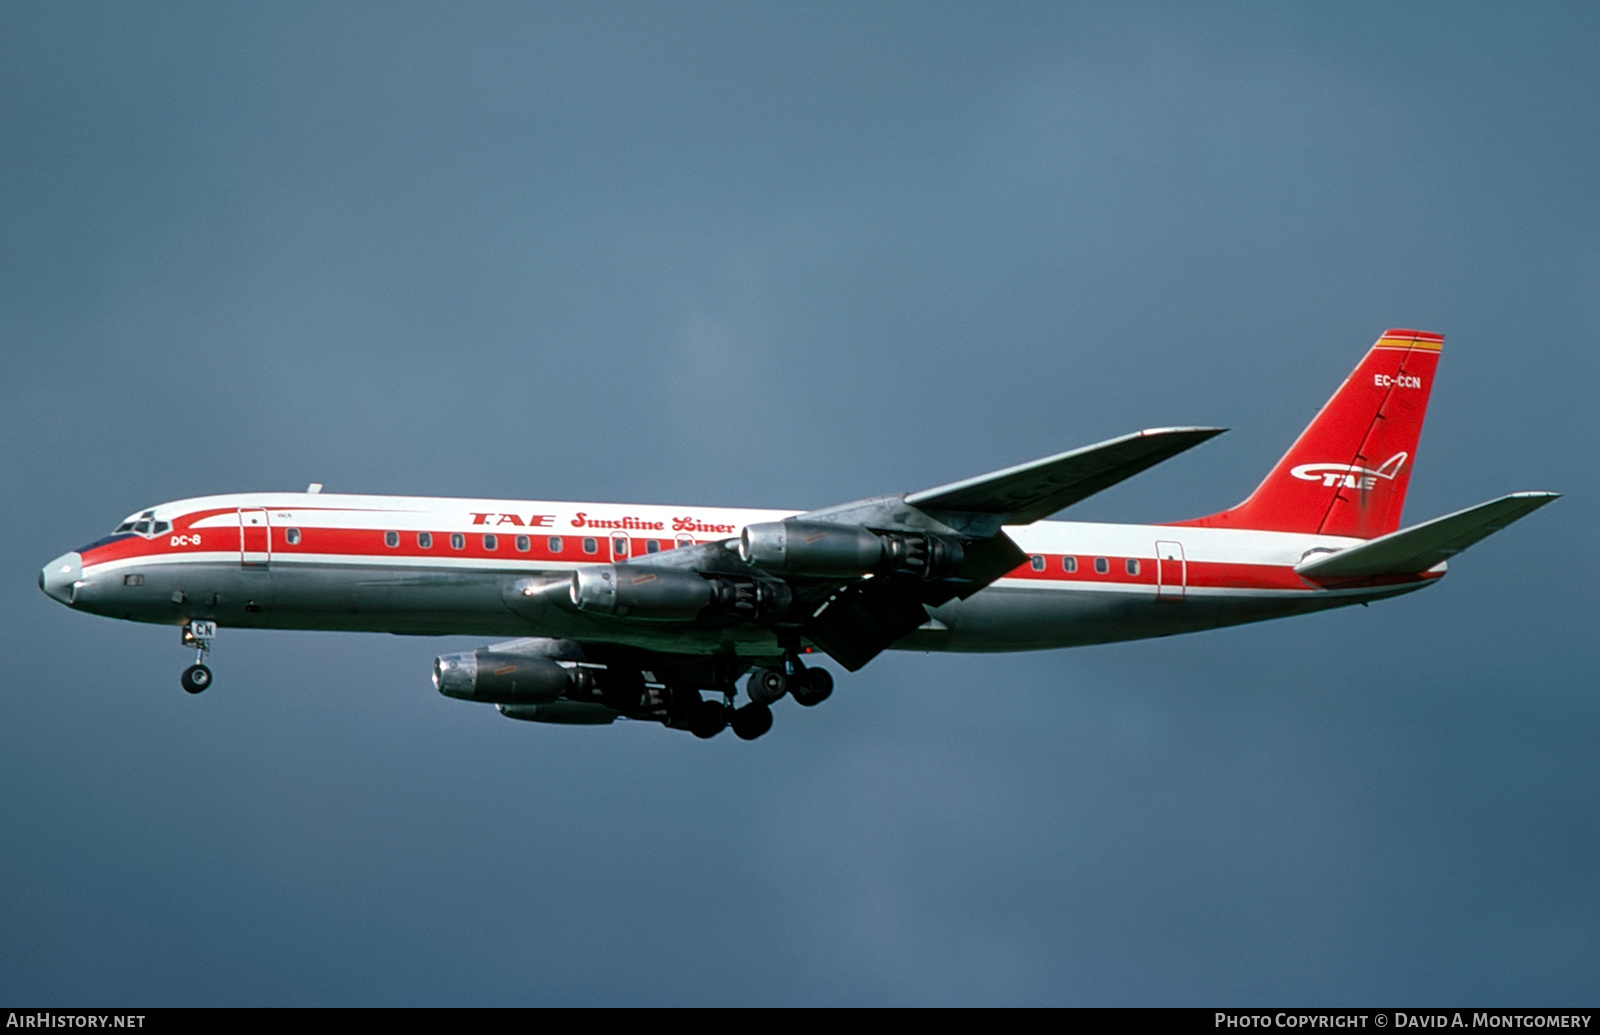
(306, 483, 323, 494)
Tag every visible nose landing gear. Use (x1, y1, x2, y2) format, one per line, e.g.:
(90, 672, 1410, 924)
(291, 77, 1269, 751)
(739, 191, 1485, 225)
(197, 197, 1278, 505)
(180, 620, 216, 694)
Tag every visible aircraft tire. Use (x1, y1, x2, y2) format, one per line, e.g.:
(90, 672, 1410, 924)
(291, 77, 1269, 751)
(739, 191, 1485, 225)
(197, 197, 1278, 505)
(791, 667, 833, 707)
(663, 684, 700, 726)
(730, 701, 773, 741)
(747, 667, 788, 705)
(181, 664, 213, 694)
(688, 699, 729, 739)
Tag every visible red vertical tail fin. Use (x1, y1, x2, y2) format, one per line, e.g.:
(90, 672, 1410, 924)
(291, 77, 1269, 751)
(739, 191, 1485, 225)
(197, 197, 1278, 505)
(1177, 329, 1442, 539)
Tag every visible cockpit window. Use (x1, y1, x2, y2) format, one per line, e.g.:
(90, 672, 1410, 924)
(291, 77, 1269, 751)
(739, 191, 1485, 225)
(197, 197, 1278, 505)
(116, 510, 163, 538)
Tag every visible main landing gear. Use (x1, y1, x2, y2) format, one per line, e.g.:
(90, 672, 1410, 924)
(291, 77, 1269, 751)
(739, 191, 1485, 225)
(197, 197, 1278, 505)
(179, 620, 216, 694)
(683, 653, 834, 742)
(746, 653, 834, 708)
(687, 695, 775, 741)
(683, 689, 775, 742)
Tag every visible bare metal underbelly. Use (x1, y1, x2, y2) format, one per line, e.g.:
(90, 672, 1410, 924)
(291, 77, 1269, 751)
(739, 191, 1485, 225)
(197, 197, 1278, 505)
(907, 581, 1427, 652)
(72, 559, 1430, 656)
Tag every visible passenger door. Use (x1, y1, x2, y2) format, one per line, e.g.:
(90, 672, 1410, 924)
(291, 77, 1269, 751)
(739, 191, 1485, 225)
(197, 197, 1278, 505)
(1155, 540, 1185, 601)
(239, 509, 271, 567)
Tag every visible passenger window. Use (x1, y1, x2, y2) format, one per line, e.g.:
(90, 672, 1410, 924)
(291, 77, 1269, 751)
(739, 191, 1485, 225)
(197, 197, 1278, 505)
(1030, 555, 1045, 571)
(1095, 557, 1109, 574)
(516, 536, 531, 552)
(646, 539, 660, 553)
(286, 528, 301, 545)
(1062, 556, 1077, 573)
(546, 536, 561, 553)
(582, 537, 598, 554)
(613, 536, 628, 557)
(418, 532, 433, 549)
(676, 535, 694, 549)
(1126, 558, 1140, 575)
(450, 533, 465, 550)
(385, 531, 400, 548)
(483, 534, 498, 551)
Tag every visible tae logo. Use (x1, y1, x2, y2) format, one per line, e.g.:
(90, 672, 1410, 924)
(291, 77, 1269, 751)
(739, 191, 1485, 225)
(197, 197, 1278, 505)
(1290, 452, 1407, 490)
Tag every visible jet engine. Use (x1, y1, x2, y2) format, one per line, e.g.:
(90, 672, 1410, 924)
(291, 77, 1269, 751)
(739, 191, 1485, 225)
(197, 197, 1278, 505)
(570, 565, 713, 618)
(739, 520, 964, 579)
(496, 701, 618, 725)
(880, 530, 963, 579)
(739, 521, 886, 576)
(704, 574, 789, 622)
(433, 651, 582, 704)
(570, 565, 791, 622)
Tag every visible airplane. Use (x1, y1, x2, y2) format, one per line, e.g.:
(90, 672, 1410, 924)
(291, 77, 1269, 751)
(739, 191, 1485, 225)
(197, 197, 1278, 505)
(39, 329, 1557, 741)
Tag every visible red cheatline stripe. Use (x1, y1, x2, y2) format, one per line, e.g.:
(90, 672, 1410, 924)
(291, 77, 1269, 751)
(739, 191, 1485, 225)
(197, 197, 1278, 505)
(83, 521, 1441, 595)
(83, 525, 692, 566)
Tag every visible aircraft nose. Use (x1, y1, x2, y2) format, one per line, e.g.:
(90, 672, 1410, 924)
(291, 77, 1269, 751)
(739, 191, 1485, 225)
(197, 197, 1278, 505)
(40, 552, 82, 606)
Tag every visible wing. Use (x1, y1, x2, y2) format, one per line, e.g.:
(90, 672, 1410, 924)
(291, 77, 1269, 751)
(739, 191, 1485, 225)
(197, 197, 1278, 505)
(510, 429, 1223, 674)
(906, 427, 1226, 525)
(760, 428, 1221, 670)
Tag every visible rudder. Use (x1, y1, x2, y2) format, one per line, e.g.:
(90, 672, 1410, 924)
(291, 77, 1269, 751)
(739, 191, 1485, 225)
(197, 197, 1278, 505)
(1177, 329, 1442, 539)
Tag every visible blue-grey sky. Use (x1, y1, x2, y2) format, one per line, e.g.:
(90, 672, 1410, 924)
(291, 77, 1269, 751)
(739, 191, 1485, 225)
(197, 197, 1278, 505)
(3, 2, 1596, 1005)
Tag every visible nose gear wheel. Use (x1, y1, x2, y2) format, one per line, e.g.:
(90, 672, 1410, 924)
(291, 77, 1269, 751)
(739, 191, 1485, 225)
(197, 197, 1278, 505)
(181, 664, 212, 694)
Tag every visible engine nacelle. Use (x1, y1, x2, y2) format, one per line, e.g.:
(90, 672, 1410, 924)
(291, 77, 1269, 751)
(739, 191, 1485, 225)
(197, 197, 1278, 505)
(497, 701, 618, 725)
(570, 565, 714, 619)
(740, 521, 887, 576)
(569, 564, 792, 623)
(705, 575, 790, 622)
(881, 530, 963, 579)
(740, 520, 963, 580)
(433, 651, 578, 704)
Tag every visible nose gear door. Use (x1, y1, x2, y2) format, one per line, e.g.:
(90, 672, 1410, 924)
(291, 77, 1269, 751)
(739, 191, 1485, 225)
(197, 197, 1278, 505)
(239, 509, 271, 567)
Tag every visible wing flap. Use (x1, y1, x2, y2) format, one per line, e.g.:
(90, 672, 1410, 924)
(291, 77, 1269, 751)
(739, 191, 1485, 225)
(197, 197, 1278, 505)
(943, 531, 1031, 598)
(805, 577, 932, 672)
(1295, 492, 1559, 581)
(906, 427, 1225, 525)
(803, 533, 1028, 670)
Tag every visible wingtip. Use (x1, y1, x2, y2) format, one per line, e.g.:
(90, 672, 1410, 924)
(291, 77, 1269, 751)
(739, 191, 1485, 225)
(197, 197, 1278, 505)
(1138, 425, 1228, 438)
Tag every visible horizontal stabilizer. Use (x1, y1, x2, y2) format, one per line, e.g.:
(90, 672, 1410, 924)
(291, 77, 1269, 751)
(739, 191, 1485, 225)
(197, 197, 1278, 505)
(1295, 492, 1559, 581)
(907, 427, 1225, 525)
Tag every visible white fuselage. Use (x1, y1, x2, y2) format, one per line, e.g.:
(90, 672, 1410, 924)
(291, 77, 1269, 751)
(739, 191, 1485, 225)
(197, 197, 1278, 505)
(44, 491, 1437, 660)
